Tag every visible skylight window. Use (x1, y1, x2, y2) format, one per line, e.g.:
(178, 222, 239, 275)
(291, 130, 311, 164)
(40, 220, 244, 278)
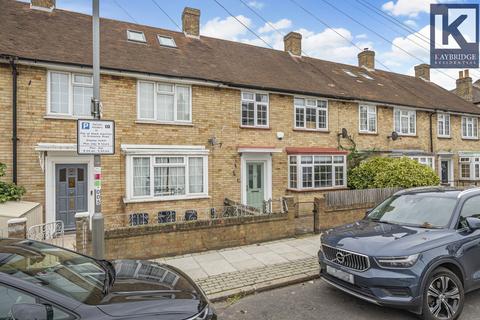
(342, 69, 357, 77)
(157, 35, 176, 47)
(359, 73, 374, 80)
(127, 30, 146, 43)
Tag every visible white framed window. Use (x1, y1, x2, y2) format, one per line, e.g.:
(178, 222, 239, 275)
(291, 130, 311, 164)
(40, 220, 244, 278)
(241, 92, 269, 127)
(157, 35, 176, 47)
(127, 30, 146, 42)
(437, 113, 451, 137)
(462, 116, 478, 139)
(288, 155, 346, 190)
(394, 108, 416, 135)
(128, 154, 208, 201)
(294, 97, 328, 130)
(359, 104, 376, 133)
(137, 81, 191, 123)
(460, 157, 480, 180)
(47, 71, 93, 117)
(410, 156, 435, 170)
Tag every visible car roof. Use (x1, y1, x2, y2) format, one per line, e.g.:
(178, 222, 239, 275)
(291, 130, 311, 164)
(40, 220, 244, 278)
(394, 186, 480, 199)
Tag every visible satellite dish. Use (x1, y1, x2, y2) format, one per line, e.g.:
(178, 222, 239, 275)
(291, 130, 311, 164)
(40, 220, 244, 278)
(389, 131, 399, 141)
(341, 128, 348, 139)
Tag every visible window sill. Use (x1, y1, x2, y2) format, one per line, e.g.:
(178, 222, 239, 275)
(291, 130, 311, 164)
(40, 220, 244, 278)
(358, 131, 378, 135)
(136, 120, 194, 126)
(437, 135, 451, 139)
(240, 125, 271, 130)
(293, 128, 329, 133)
(44, 115, 93, 120)
(287, 187, 348, 193)
(461, 137, 479, 141)
(396, 134, 417, 138)
(123, 194, 211, 204)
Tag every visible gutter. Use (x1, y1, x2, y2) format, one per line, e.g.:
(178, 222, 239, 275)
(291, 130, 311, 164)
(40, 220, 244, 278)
(429, 112, 435, 153)
(10, 57, 18, 184)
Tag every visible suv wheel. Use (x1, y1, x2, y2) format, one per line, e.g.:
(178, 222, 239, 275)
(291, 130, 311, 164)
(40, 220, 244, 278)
(422, 267, 464, 320)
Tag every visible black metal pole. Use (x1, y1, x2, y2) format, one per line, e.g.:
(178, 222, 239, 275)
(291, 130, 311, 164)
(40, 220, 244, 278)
(11, 58, 18, 184)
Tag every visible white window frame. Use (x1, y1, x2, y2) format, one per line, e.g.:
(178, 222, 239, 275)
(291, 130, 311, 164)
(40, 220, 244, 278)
(126, 154, 208, 202)
(293, 97, 328, 131)
(288, 155, 347, 190)
(137, 80, 192, 124)
(358, 104, 377, 134)
(127, 29, 146, 43)
(157, 35, 176, 47)
(437, 113, 451, 138)
(46, 70, 93, 118)
(240, 91, 269, 128)
(459, 157, 480, 180)
(461, 116, 479, 140)
(394, 108, 416, 136)
(409, 156, 435, 170)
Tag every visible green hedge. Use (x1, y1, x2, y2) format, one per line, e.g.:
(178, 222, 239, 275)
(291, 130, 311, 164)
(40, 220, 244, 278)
(348, 157, 440, 189)
(0, 163, 26, 203)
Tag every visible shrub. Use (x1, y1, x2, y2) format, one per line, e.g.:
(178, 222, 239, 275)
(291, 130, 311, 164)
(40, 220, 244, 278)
(0, 163, 26, 203)
(348, 157, 440, 189)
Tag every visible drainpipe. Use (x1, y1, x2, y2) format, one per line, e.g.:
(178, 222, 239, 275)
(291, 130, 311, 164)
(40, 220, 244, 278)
(429, 112, 435, 154)
(10, 58, 18, 184)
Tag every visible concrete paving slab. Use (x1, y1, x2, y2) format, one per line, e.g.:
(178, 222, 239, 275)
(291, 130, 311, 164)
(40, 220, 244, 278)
(198, 259, 237, 276)
(164, 256, 200, 271)
(219, 249, 252, 263)
(265, 242, 298, 254)
(192, 252, 225, 263)
(230, 258, 265, 271)
(252, 251, 289, 265)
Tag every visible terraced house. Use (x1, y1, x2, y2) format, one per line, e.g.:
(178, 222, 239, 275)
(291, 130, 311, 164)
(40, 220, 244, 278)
(1, 0, 480, 230)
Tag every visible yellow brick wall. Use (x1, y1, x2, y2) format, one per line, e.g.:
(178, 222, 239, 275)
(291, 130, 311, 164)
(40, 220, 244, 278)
(1, 63, 479, 228)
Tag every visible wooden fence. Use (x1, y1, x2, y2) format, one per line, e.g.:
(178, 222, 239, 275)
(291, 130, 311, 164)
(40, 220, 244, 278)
(324, 187, 402, 208)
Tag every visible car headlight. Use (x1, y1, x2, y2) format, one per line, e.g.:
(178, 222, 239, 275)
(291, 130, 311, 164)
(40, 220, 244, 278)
(376, 254, 420, 269)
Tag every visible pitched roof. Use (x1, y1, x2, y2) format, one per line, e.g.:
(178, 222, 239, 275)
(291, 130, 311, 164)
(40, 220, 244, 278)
(2, 0, 480, 115)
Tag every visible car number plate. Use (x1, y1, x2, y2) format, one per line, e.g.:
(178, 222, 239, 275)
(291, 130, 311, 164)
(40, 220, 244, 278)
(326, 266, 354, 284)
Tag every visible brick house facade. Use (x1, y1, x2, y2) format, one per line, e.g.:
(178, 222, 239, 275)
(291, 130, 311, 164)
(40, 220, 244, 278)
(1, 0, 480, 229)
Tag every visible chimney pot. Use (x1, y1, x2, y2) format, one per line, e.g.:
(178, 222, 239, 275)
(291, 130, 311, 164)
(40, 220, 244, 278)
(31, 0, 55, 11)
(459, 70, 464, 79)
(182, 7, 200, 37)
(456, 70, 473, 101)
(358, 49, 375, 70)
(284, 32, 302, 56)
(414, 63, 430, 81)
(464, 69, 470, 78)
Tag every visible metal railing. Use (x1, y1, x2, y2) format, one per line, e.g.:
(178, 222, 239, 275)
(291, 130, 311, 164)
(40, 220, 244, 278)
(27, 220, 65, 247)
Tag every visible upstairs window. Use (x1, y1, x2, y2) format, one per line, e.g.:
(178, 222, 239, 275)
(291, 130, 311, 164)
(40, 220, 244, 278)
(127, 30, 146, 43)
(394, 108, 416, 135)
(462, 116, 478, 139)
(48, 71, 92, 117)
(138, 81, 191, 123)
(437, 113, 451, 137)
(288, 155, 346, 190)
(294, 98, 328, 130)
(359, 104, 376, 133)
(241, 92, 269, 127)
(158, 35, 176, 47)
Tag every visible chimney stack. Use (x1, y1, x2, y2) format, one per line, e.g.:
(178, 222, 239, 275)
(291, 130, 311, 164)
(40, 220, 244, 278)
(358, 48, 375, 70)
(414, 64, 430, 81)
(31, 0, 55, 11)
(182, 7, 200, 37)
(456, 69, 473, 102)
(284, 32, 302, 56)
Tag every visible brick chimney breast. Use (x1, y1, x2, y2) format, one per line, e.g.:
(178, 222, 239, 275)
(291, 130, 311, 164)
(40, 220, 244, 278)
(284, 32, 302, 56)
(182, 7, 200, 37)
(456, 69, 473, 102)
(414, 64, 430, 81)
(31, 0, 55, 11)
(358, 48, 375, 70)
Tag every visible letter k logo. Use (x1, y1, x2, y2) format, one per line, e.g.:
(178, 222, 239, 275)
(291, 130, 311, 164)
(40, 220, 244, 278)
(443, 14, 468, 47)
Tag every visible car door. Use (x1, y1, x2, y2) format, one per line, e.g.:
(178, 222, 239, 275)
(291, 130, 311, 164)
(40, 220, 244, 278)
(456, 195, 480, 290)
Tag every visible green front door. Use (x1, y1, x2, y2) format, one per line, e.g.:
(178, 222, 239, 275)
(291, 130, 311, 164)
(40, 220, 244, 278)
(246, 162, 265, 210)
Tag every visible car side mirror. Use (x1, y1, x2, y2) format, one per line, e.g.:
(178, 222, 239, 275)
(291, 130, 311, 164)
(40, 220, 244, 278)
(466, 217, 480, 231)
(364, 208, 373, 219)
(11, 303, 49, 320)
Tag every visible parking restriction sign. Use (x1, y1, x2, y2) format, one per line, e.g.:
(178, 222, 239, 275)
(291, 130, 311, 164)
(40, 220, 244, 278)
(77, 119, 115, 155)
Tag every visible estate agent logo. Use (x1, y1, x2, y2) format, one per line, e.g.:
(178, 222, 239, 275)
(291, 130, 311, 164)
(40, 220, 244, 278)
(430, 3, 479, 68)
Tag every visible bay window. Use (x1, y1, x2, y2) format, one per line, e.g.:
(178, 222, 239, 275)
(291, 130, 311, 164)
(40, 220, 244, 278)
(359, 104, 376, 133)
(288, 155, 346, 190)
(138, 81, 191, 123)
(129, 154, 207, 200)
(48, 71, 93, 117)
(241, 92, 269, 127)
(394, 108, 416, 135)
(437, 113, 450, 137)
(462, 116, 478, 139)
(294, 98, 328, 130)
(460, 157, 480, 180)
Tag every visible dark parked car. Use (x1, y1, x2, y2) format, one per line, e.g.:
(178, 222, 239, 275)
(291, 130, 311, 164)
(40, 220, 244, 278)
(319, 186, 480, 320)
(0, 238, 216, 320)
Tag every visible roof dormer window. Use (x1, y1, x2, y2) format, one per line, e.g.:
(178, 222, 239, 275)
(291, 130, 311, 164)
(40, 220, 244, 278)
(359, 73, 374, 80)
(127, 30, 146, 43)
(342, 69, 357, 77)
(157, 35, 176, 48)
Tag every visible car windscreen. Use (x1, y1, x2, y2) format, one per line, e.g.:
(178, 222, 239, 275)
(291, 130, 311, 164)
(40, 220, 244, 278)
(0, 240, 106, 304)
(367, 193, 457, 228)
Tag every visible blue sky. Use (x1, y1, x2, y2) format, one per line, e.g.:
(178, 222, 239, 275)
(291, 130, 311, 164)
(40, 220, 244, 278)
(43, 0, 480, 89)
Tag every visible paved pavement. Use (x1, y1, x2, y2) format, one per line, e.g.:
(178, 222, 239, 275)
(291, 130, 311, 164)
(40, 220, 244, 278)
(215, 279, 480, 320)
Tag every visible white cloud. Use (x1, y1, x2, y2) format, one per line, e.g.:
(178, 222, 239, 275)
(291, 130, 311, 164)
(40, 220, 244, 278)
(258, 18, 292, 34)
(248, 1, 264, 10)
(404, 19, 418, 28)
(356, 33, 368, 39)
(382, 0, 436, 17)
(201, 15, 252, 41)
